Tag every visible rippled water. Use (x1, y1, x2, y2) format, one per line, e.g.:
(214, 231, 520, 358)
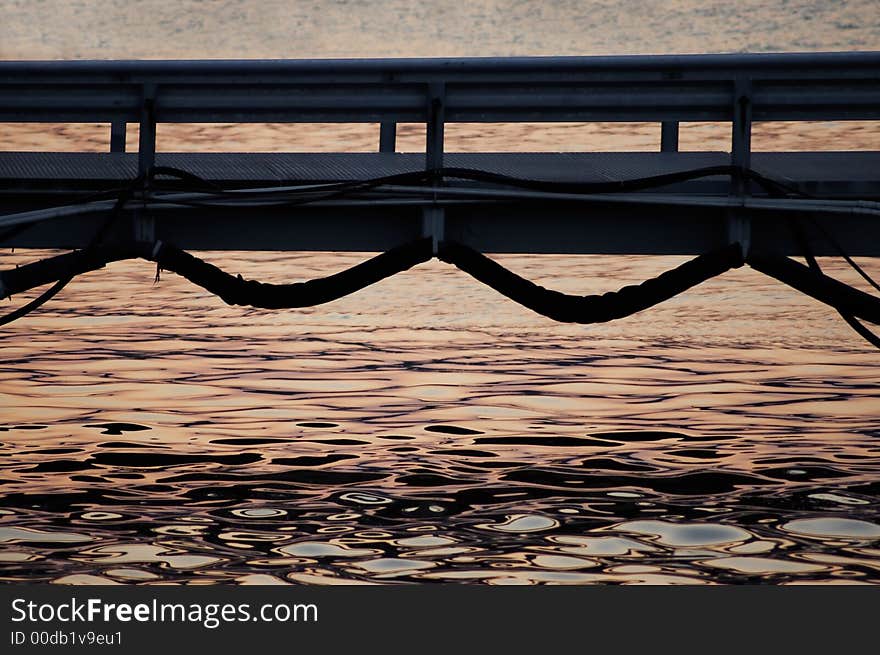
(1, 1, 879, 584)
(1, 251, 878, 584)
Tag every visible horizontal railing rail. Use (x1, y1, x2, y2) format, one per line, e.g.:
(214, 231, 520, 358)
(1, 52, 879, 123)
(1, 51, 879, 172)
(2, 52, 879, 261)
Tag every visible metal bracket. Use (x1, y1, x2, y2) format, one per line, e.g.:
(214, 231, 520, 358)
(133, 213, 156, 243)
(727, 209, 751, 259)
(422, 206, 445, 255)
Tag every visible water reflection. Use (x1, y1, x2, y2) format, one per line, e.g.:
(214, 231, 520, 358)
(781, 518, 880, 539)
(3, 0, 880, 587)
(0, 526, 92, 544)
(614, 520, 753, 547)
(3, 369, 879, 586)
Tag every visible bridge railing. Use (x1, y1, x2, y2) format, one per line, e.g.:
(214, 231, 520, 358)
(1, 52, 879, 175)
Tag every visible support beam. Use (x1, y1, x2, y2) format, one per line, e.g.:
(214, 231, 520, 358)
(3, 200, 879, 257)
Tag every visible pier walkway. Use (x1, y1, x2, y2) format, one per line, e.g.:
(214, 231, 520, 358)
(1, 52, 879, 341)
(1, 52, 879, 255)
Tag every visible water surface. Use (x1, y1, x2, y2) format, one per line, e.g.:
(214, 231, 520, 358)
(1, 252, 878, 584)
(1, 0, 878, 585)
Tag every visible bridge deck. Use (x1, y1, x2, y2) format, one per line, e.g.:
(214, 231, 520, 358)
(1, 151, 879, 198)
(1, 150, 879, 256)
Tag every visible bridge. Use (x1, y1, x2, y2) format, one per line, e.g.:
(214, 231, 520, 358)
(1, 51, 879, 255)
(0, 52, 878, 340)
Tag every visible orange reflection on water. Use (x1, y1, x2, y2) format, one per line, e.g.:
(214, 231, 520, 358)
(1, 106, 880, 585)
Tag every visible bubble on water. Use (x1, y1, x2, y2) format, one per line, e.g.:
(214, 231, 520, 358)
(81, 512, 123, 521)
(615, 520, 753, 547)
(728, 540, 777, 554)
(154, 524, 208, 537)
(354, 531, 392, 539)
(0, 551, 42, 562)
(53, 574, 122, 585)
(807, 493, 869, 506)
(608, 564, 661, 574)
(235, 573, 290, 585)
(781, 518, 880, 539)
(396, 535, 456, 548)
(701, 556, 826, 574)
(480, 514, 559, 533)
(0, 526, 92, 544)
(277, 541, 380, 558)
(219, 531, 287, 543)
(105, 568, 159, 581)
(327, 513, 360, 521)
(79, 544, 221, 570)
(531, 554, 598, 570)
(286, 571, 378, 585)
(339, 492, 392, 505)
(231, 508, 288, 518)
(354, 558, 435, 574)
(317, 526, 354, 534)
(550, 535, 658, 555)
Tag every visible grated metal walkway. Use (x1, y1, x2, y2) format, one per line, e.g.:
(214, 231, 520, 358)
(1, 151, 879, 197)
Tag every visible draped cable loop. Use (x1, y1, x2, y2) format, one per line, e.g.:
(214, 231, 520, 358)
(2, 166, 880, 350)
(437, 241, 745, 324)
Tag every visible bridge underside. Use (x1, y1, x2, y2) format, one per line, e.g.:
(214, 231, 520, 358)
(2, 150, 879, 256)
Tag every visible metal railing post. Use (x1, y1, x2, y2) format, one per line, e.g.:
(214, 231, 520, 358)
(731, 78, 753, 181)
(110, 121, 126, 153)
(661, 121, 679, 152)
(379, 122, 396, 152)
(729, 78, 753, 256)
(138, 84, 157, 177)
(426, 82, 445, 171)
(424, 83, 446, 254)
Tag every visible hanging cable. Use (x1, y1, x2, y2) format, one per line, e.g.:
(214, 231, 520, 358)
(148, 238, 433, 309)
(3, 165, 880, 335)
(437, 241, 745, 324)
(4, 164, 847, 232)
(0, 175, 143, 326)
(747, 253, 880, 327)
(788, 219, 880, 351)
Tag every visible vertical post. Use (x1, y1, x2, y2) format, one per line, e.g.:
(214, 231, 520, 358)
(426, 83, 445, 172)
(138, 83, 157, 177)
(110, 121, 127, 153)
(422, 206, 444, 256)
(731, 78, 752, 184)
(728, 78, 753, 257)
(660, 121, 679, 152)
(424, 83, 446, 255)
(379, 122, 397, 153)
